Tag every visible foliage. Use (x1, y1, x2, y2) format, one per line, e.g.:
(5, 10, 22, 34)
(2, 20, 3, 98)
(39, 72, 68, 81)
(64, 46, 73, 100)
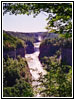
(3, 32, 25, 51)
(3, 79, 33, 97)
(3, 3, 72, 38)
(3, 57, 33, 97)
(39, 56, 72, 97)
(4, 67, 20, 87)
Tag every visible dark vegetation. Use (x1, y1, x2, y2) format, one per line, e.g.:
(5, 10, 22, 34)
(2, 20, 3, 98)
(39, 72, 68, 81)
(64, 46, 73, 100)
(3, 56, 33, 97)
(39, 56, 72, 97)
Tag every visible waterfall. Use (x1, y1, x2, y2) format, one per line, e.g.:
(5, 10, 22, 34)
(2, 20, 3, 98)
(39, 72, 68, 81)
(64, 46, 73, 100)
(38, 36, 42, 41)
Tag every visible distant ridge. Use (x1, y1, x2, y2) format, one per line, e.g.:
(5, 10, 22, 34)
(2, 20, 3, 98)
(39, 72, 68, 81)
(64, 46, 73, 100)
(3, 30, 58, 40)
(3, 30, 48, 34)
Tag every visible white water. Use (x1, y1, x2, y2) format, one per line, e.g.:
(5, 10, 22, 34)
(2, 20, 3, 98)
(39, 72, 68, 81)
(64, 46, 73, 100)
(25, 42, 46, 97)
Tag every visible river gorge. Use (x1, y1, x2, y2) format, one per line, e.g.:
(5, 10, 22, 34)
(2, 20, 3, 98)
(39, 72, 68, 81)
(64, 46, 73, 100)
(25, 42, 47, 97)
(3, 31, 72, 97)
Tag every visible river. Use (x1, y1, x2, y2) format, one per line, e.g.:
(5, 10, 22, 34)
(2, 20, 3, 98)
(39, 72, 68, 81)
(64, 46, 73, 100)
(25, 42, 47, 97)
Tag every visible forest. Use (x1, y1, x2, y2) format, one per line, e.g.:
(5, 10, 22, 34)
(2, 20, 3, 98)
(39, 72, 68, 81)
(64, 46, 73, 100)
(3, 2, 72, 97)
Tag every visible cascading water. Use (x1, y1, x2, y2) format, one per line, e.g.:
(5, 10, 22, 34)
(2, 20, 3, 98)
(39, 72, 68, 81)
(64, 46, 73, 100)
(25, 42, 46, 97)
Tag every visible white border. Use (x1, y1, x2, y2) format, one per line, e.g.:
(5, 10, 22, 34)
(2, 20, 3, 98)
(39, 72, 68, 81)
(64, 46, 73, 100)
(1, 1, 74, 99)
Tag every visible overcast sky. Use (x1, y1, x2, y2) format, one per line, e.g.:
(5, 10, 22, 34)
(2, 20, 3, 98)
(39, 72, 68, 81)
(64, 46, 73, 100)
(3, 12, 48, 32)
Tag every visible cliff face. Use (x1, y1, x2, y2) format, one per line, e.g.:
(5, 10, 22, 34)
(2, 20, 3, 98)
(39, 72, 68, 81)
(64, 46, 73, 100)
(61, 48, 72, 66)
(26, 46, 34, 54)
(25, 41, 34, 54)
(39, 43, 72, 66)
(3, 47, 25, 59)
(3, 45, 35, 59)
(26, 41, 34, 54)
(16, 47, 25, 57)
(39, 44, 60, 61)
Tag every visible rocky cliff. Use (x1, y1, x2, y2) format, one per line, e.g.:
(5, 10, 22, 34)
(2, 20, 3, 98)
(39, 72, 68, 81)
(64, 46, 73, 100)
(39, 43, 60, 62)
(61, 48, 72, 66)
(3, 47, 25, 59)
(26, 41, 34, 54)
(39, 38, 72, 66)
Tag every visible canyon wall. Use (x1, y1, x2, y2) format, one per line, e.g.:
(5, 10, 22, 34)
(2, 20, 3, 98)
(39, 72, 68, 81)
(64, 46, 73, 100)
(3, 45, 35, 59)
(39, 44, 60, 60)
(61, 48, 72, 66)
(39, 44, 72, 66)
(3, 47, 25, 59)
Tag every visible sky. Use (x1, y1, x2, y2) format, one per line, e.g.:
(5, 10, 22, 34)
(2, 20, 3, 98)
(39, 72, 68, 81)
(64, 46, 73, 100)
(3, 12, 48, 32)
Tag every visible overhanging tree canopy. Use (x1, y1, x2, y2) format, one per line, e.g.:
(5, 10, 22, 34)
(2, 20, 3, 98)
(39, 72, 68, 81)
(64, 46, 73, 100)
(3, 3, 72, 38)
